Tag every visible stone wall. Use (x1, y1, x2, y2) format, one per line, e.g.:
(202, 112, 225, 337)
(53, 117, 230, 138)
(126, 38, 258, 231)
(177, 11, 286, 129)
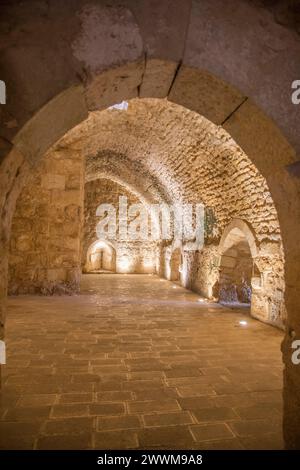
(83, 178, 158, 274)
(251, 242, 286, 327)
(8, 148, 84, 294)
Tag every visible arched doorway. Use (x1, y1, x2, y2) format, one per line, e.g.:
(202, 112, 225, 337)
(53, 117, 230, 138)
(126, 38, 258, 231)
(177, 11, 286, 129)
(218, 226, 253, 305)
(216, 219, 285, 327)
(85, 240, 116, 273)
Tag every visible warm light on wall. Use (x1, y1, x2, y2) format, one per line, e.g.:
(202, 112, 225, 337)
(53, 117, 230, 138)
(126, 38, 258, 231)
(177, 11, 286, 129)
(179, 261, 189, 287)
(143, 259, 154, 269)
(92, 240, 109, 250)
(207, 285, 213, 298)
(118, 257, 131, 272)
(86, 240, 115, 272)
(165, 259, 171, 280)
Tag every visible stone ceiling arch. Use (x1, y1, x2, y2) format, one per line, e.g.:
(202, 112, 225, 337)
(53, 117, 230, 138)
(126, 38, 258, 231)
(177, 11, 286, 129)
(84, 149, 171, 205)
(59, 97, 283, 245)
(218, 218, 259, 259)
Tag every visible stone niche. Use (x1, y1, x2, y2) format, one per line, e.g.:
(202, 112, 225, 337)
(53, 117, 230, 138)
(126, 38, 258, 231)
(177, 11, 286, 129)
(8, 148, 85, 295)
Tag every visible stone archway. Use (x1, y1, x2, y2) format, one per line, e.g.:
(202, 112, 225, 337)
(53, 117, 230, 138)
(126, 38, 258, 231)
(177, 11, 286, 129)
(219, 219, 258, 260)
(1, 59, 300, 447)
(218, 228, 253, 305)
(217, 219, 258, 304)
(85, 240, 116, 273)
(217, 219, 285, 328)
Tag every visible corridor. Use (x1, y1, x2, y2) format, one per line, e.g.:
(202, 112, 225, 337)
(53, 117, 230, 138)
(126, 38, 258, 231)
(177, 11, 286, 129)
(1, 274, 283, 450)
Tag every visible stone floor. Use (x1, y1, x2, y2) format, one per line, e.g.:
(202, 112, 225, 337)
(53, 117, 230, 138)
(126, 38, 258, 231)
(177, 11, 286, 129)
(0, 274, 284, 450)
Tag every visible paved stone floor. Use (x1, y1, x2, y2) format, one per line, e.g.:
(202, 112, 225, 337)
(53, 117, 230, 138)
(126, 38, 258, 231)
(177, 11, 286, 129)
(0, 274, 284, 449)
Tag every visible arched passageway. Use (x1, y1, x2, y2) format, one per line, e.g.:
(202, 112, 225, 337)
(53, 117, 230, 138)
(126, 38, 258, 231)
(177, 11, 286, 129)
(218, 220, 256, 305)
(2, 96, 288, 451)
(1, 91, 294, 451)
(218, 229, 253, 305)
(1, 92, 295, 450)
(215, 219, 285, 328)
(1, 1, 300, 450)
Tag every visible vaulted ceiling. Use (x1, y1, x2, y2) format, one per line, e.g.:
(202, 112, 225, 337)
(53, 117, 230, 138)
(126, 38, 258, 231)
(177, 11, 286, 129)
(57, 98, 281, 242)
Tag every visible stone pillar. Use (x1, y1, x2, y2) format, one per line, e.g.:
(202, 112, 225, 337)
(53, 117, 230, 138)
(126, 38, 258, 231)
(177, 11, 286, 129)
(8, 148, 85, 294)
(282, 313, 300, 449)
(0, 147, 30, 386)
